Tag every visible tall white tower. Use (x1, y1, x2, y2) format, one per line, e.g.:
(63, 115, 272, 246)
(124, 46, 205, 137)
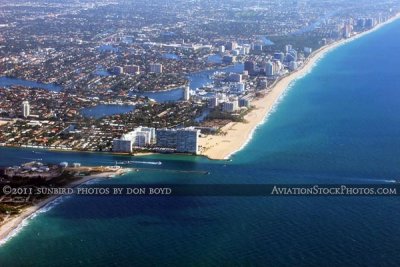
(183, 85, 190, 101)
(266, 61, 275, 76)
(22, 101, 30, 118)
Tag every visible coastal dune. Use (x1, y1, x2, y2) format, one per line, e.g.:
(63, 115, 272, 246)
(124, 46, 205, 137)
(200, 13, 400, 160)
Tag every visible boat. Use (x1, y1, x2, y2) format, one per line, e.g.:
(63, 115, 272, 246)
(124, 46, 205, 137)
(196, 89, 207, 96)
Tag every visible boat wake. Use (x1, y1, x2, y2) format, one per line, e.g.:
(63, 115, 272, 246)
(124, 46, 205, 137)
(115, 160, 162, 165)
(383, 180, 397, 183)
(346, 177, 397, 184)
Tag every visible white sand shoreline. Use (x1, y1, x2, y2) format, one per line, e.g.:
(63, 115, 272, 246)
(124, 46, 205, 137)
(200, 13, 400, 160)
(0, 168, 129, 245)
(0, 11, 399, 246)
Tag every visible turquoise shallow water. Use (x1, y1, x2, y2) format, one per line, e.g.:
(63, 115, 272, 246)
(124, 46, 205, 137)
(1, 19, 400, 267)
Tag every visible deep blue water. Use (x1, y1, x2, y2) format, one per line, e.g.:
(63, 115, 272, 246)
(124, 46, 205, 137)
(80, 104, 135, 119)
(162, 53, 180, 60)
(207, 54, 223, 64)
(140, 63, 244, 102)
(0, 63, 243, 104)
(140, 87, 184, 102)
(0, 77, 62, 92)
(1, 19, 400, 267)
(94, 66, 112, 77)
(188, 63, 244, 89)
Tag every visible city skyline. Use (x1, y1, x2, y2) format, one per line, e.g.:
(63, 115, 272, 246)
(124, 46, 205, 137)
(1, 1, 400, 266)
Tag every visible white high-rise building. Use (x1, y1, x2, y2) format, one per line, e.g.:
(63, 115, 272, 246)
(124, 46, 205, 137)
(241, 45, 251, 55)
(304, 47, 312, 54)
(259, 79, 268, 90)
(236, 82, 246, 93)
(155, 128, 200, 154)
(176, 128, 200, 154)
(222, 100, 239, 112)
(266, 61, 275, 76)
(22, 101, 30, 118)
(112, 126, 156, 153)
(285, 44, 293, 53)
(343, 24, 352, 38)
(208, 97, 219, 108)
(289, 61, 298, 71)
(183, 86, 190, 101)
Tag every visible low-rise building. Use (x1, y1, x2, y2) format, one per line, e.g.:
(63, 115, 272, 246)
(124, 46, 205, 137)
(149, 63, 163, 73)
(124, 65, 140, 75)
(229, 73, 242, 83)
(239, 98, 251, 108)
(111, 66, 124, 75)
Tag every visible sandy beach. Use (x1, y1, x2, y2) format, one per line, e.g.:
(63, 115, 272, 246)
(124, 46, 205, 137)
(199, 13, 400, 160)
(0, 120, 10, 127)
(0, 12, 399, 247)
(0, 168, 128, 244)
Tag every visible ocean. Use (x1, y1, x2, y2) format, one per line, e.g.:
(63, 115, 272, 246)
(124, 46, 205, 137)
(1, 18, 400, 266)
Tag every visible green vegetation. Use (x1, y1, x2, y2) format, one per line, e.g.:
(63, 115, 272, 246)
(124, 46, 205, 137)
(207, 107, 254, 123)
(268, 35, 322, 52)
(0, 204, 20, 215)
